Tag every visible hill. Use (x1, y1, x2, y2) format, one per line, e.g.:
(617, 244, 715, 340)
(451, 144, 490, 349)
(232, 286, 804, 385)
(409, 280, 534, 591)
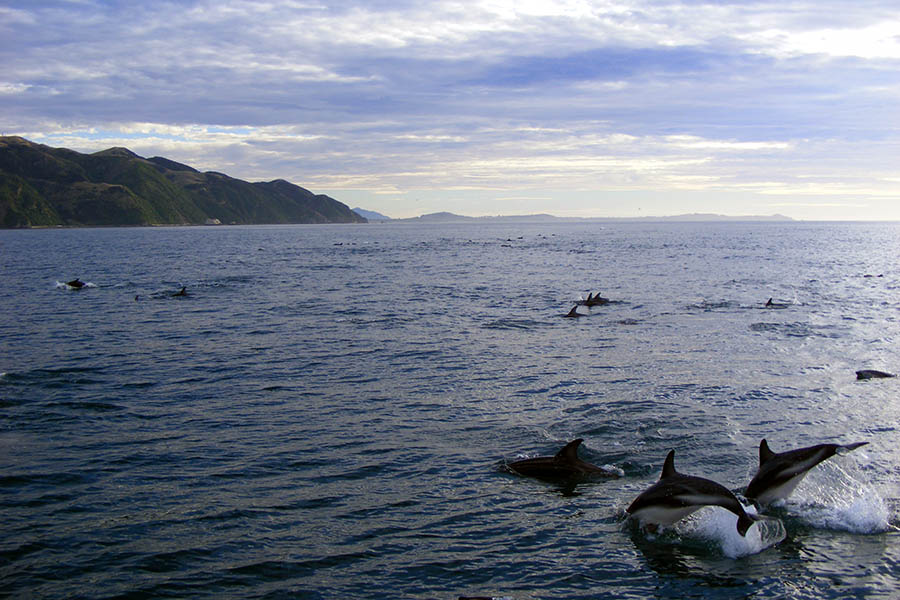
(352, 207, 392, 221)
(0, 136, 366, 227)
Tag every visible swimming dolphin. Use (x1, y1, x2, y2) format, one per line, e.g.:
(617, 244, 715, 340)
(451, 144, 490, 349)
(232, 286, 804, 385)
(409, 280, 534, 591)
(744, 438, 869, 505)
(67, 278, 85, 289)
(506, 439, 619, 481)
(565, 305, 582, 318)
(765, 297, 789, 308)
(585, 292, 610, 306)
(856, 369, 895, 380)
(172, 286, 187, 297)
(626, 450, 758, 536)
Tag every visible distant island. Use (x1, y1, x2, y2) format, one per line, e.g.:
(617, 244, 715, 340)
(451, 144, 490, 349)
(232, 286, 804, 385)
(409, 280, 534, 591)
(351, 210, 794, 223)
(0, 136, 365, 228)
(351, 207, 392, 221)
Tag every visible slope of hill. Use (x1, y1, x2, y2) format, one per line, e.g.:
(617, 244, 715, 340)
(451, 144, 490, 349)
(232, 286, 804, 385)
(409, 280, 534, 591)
(352, 207, 392, 221)
(0, 136, 366, 227)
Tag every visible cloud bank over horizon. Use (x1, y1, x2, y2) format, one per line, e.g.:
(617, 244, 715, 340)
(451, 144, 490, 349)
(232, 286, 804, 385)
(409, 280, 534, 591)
(2, 0, 899, 219)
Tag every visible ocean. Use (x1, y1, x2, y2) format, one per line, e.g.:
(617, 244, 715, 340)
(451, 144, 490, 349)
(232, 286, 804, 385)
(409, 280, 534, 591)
(1, 221, 899, 599)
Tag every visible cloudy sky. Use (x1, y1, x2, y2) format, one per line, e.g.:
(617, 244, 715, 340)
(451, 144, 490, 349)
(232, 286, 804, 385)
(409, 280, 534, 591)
(2, 1, 899, 219)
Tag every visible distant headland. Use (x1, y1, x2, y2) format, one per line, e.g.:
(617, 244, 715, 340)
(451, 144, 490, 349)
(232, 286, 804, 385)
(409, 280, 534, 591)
(0, 135, 794, 229)
(0, 136, 365, 228)
(350, 209, 794, 224)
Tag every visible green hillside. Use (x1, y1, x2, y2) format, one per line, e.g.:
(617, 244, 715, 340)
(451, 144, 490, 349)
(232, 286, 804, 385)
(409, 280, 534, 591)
(0, 136, 366, 227)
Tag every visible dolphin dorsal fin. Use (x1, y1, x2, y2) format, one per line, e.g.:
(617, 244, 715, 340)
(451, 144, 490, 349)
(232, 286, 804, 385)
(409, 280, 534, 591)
(759, 439, 775, 464)
(555, 438, 583, 463)
(661, 450, 677, 479)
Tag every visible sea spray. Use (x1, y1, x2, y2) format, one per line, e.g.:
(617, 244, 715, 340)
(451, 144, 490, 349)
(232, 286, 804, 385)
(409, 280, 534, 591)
(787, 461, 892, 533)
(680, 504, 786, 558)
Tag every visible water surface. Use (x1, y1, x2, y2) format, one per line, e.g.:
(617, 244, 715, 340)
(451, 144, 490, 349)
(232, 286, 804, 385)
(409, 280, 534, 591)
(2, 222, 899, 599)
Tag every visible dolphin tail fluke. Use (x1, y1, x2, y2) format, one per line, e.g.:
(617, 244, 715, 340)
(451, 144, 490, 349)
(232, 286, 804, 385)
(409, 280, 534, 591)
(836, 441, 868, 456)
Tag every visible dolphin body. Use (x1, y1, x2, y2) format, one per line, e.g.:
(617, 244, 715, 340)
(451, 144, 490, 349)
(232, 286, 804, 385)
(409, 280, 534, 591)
(507, 439, 619, 481)
(584, 292, 610, 306)
(744, 439, 869, 505)
(626, 450, 758, 536)
(66, 278, 85, 289)
(564, 305, 583, 318)
(856, 369, 895, 380)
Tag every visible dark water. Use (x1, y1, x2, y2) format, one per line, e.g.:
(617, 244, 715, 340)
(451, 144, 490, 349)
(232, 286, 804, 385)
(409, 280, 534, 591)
(2, 222, 899, 599)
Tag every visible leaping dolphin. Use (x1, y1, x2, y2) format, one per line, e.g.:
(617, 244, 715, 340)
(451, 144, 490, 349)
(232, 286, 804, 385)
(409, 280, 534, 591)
(506, 439, 619, 481)
(744, 438, 869, 506)
(626, 450, 758, 536)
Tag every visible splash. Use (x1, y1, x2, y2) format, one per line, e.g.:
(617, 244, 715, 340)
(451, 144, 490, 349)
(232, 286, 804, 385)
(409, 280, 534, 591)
(680, 504, 786, 558)
(785, 461, 892, 533)
(55, 280, 96, 289)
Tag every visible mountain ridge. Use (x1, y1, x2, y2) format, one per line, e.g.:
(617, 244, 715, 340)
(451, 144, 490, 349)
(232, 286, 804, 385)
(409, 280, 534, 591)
(0, 136, 366, 227)
(360, 210, 794, 223)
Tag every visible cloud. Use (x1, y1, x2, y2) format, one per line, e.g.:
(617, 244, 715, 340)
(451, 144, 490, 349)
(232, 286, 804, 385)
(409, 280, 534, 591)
(2, 0, 900, 219)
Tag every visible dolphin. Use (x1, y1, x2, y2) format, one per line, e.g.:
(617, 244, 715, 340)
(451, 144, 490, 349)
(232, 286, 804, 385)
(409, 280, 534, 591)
(626, 450, 758, 536)
(506, 439, 619, 480)
(856, 369, 895, 380)
(765, 297, 789, 308)
(564, 305, 583, 318)
(66, 278, 85, 289)
(172, 286, 188, 297)
(744, 438, 869, 506)
(585, 292, 610, 306)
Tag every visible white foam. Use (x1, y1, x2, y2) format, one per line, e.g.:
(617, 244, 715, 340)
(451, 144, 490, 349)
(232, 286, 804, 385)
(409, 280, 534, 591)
(787, 464, 892, 533)
(679, 504, 786, 558)
(601, 464, 626, 477)
(56, 280, 96, 289)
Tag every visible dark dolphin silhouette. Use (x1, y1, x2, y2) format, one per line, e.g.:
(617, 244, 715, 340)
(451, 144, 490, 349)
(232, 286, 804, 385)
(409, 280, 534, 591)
(626, 450, 758, 536)
(585, 292, 610, 306)
(506, 439, 619, 481)
(564, 305, 582, 318)
(172, 286, 187, 297)
(856, 369, 895, 380)
(67, 278, 85, 289)
(744, 439, 869, 505)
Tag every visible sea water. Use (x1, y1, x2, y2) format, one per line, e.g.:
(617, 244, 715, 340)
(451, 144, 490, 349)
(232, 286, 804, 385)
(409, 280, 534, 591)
(2, 221, 900, 599)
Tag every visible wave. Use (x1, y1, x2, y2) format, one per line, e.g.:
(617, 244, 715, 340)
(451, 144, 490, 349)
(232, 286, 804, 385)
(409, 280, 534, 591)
(680, 504, 787, 558)
(774, 461, 894, 534)
(625, 503, 786, 559)
(0, 366, 105, 387)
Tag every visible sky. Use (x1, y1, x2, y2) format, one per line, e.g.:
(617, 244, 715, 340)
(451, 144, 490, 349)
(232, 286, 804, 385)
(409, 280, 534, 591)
(2, 1, 899, 220)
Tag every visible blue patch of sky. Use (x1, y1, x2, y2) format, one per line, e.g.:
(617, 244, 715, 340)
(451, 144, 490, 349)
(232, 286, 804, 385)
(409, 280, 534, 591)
(43, 130, 190, 142)
(206, 126, 255, 135)
(472, 47, 726, 87)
